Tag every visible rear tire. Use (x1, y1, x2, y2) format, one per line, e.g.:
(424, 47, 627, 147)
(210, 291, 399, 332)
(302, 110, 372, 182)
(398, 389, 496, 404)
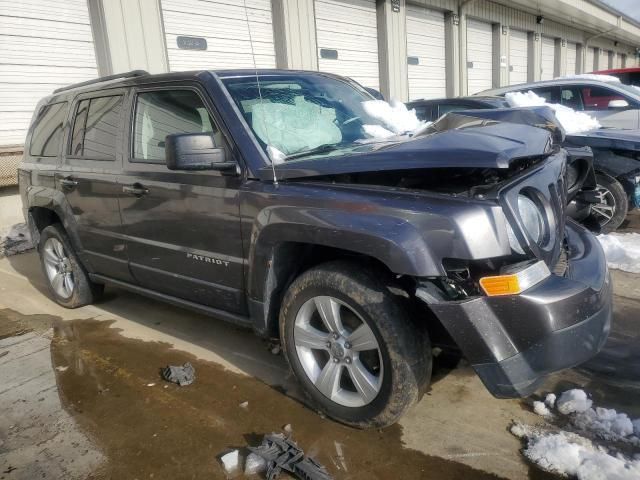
(279, 261, 431, 428)
(38, 224, 104, 308)
(589, 173, 628, 233)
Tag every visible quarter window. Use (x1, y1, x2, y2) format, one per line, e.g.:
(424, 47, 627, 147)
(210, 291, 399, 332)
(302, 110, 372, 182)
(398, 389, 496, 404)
(70, 95, 123, 160)
(29, 102, 69, 157)
(132, 90, 219, 163)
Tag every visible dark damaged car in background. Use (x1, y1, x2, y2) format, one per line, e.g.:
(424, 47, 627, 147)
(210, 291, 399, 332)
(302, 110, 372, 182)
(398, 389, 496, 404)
(19, 69, 611, 428)
(408, 95, 640, 232)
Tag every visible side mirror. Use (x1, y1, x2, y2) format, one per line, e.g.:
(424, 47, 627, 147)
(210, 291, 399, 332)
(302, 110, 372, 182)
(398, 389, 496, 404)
(608, 99, 629, 109)
(165, 133, 236, 172)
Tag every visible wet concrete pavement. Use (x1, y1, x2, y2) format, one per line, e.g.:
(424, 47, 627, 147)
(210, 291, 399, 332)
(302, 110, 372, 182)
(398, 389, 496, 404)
(0, 249, 639, 479)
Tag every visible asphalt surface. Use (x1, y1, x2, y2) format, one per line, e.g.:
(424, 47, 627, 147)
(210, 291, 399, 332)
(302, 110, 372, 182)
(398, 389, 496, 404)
(0, 212, 639, 479)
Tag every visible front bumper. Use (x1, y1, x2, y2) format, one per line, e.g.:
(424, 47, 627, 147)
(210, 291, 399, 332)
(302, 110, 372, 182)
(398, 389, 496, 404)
(423, 220, 612, 398)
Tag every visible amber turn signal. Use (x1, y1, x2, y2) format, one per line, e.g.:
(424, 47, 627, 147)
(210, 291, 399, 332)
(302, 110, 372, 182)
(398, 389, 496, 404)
(479, 261, 551, 296)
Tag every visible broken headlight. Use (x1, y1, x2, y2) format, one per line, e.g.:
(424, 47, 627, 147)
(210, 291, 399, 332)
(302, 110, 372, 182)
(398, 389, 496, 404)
(506, 193, 546, 253)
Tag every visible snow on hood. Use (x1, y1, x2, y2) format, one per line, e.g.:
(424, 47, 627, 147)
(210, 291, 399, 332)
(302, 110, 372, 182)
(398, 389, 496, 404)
(362, 100, 426, 138)
(557, 73, 621, 83)
(505, 90, 601, 134)
(597, 233, 640, 274)
(512, 388, 640, 480)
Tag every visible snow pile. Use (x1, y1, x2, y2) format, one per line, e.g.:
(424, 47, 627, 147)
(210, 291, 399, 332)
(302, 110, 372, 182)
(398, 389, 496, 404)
(505, 90, 601, 134)
(533, 401, 552, 416)
(514, 389, 640, 479)
(244, 453, 266, 475)
(597, 233, 640, 274)
(362, 100, 425, 138)
(512, 424, 640, 480)
(558, 74, 621, 83)
(557, 389, 593, 415)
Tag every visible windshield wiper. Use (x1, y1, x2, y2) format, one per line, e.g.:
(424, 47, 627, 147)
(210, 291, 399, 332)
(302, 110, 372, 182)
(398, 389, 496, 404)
(285, 143, 343, 161)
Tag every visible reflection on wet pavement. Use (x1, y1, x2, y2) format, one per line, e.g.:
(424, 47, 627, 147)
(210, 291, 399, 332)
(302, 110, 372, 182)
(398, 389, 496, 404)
(50, 318, 509, 480)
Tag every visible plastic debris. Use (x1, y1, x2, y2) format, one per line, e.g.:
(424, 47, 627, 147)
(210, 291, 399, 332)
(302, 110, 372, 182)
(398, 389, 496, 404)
(55, 366, 68, 372)
(161, 362, 195, 386)
(220, 450, 240, 475)
(249, 433, 333, 480)
(245, 452, 267, 475)
(283, 424, 293, 434)
(239, 401, 249, 409)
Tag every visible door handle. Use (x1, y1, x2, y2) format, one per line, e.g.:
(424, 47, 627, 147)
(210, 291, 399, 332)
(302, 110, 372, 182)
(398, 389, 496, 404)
(60, 176, 78, 188)
(122, 183, 149, 196)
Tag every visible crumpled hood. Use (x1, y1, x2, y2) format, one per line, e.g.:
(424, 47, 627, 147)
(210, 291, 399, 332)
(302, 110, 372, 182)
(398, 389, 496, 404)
(565, 128, 640, 152)
(258, 120, 554, 181)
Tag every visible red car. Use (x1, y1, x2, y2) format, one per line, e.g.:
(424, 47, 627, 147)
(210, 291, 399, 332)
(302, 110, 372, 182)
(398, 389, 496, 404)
(593, 67, 640, 86)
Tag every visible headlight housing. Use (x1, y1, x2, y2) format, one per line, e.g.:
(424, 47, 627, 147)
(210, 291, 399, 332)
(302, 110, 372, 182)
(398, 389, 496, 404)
(507, 193, 546, 254)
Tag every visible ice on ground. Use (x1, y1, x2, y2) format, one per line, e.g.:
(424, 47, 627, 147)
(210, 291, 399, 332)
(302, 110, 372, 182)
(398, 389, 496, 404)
(220, 450, 240, 475)
(545, 393, 556, 409)
(533, 401, 552, 416)
(516, 390, 640, 479)
(597, 233, 640, 274)
(362, 100, 425, 138)
(505, 90, 601, 134)
(557, 74, 621, 83)
(521, 428, 640, 480)
(244, 452, 266, 475)
(572, 408, 635, 440)
(557, 389, 593, 415)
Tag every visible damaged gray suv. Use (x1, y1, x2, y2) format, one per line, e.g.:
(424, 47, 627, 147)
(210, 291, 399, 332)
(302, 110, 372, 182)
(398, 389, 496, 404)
(19, 69, 611, 428)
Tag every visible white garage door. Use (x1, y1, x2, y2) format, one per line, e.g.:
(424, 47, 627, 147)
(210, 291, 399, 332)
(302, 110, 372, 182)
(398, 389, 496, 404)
(0, 0, 98, 147)
(161, 0, 276, 72)
(585, 47, 595, 72)
(406, 6, 446, 100)
(509, 29, 528, 85)
(566, 42, 577, 76)
(540, 36, 555, 80)
(315, 0, 379, 89)
(598, 49, 609, 70)
(466, 19, 493, 94)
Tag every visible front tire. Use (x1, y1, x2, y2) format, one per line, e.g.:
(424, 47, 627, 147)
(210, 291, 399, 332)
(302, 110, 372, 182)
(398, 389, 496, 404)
(279, 261, 431, 428)
(38, 224, 103, 308)
(589, 173, 628, 233)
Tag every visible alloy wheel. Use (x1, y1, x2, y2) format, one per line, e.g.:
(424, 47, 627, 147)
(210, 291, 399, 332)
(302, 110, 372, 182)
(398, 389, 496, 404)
(293, 296, 383, 407)
(42, 237, 75, 299)
(591, 184, 617, 227)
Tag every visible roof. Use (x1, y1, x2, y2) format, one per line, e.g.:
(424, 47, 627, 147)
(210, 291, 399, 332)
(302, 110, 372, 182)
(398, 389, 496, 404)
(477, 78, 640, 97)
(594, 67, 640, 74)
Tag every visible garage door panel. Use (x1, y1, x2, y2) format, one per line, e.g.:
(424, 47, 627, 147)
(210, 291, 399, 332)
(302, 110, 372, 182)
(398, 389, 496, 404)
(407, 6, 446, 100)
(0, 0, 98, 147)
(509, 29, 528, 85)
(162, 0, 276, 71)
(540, 36, 555, 80)
(467, 19, 493, 94)
(315, 0, 379, 89)
(566, 42, 577, 76)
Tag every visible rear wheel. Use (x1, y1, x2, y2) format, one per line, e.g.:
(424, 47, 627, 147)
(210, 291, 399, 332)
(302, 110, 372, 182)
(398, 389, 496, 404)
(38, 224, 103, 308)
(589, 173, 628, 233)
(280, 261, 431, 428)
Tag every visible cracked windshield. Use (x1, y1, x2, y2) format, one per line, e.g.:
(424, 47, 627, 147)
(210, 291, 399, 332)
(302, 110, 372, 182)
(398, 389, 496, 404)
(222, 75, 425, 163)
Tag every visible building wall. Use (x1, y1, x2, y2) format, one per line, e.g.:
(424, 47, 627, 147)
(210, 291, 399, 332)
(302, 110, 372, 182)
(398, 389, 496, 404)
(1, 0, 639, 159)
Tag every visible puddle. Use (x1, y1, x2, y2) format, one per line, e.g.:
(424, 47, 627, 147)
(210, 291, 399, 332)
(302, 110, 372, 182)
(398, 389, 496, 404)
(49, 318, 511, 479)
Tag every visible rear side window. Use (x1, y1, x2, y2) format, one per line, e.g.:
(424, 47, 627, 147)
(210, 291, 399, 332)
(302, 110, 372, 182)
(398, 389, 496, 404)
(132, 90, 219, 164)
(70, 95, 123, 160)
(29, 102, 69, 157)
(580, 86, 627, 110)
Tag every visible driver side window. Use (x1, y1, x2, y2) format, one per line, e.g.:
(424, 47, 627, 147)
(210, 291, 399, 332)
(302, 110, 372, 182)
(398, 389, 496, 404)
(132, 89, 222, 164)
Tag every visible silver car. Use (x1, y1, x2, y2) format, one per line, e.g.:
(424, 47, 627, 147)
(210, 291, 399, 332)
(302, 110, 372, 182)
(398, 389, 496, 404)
(480, 78, 640, 129)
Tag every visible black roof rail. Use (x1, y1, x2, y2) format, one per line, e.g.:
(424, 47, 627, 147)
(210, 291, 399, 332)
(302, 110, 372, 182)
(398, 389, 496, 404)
(53, 70, 149, 94)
